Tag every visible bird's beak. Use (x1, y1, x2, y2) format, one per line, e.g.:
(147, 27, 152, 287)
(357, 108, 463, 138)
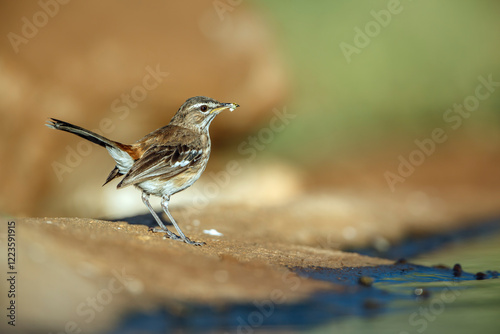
(210, 103, 240, 114)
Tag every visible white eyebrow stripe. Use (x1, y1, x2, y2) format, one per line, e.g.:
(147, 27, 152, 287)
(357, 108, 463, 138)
(191, 102, 218, 110)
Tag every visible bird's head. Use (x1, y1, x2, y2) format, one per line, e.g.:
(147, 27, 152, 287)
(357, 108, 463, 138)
(171, 96, 239, 130)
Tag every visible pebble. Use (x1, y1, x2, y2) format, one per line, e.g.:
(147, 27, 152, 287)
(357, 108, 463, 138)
(358, 276, 374, 287)
(452, 263, 462, 277)
(414, 288, 431, 298)
(475, 272, 487, 280)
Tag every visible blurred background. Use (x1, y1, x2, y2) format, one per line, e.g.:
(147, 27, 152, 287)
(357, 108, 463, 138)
(1, 0, 500, 221)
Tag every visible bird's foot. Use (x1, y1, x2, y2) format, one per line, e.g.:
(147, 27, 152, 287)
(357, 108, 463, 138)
(148, 226, 181, 240)
(182, 236, 206, 246)
(166, 233, 183, 241)
(148, 227, 204, 245)
(148, 226, 169, 233)
(165, 233, 204, 245)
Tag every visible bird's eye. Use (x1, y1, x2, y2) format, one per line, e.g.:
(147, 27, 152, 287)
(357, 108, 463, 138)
(200, 105, 208, 112)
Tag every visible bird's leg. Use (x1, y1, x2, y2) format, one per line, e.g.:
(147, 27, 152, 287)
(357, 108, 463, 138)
(161, 195, 205, 246)
(141, 192, 180, 240)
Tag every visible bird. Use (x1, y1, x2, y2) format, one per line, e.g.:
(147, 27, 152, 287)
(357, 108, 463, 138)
(46, 96, 239, 246)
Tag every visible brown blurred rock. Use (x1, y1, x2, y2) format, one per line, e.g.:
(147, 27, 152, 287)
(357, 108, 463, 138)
(0, 1, 288, 216)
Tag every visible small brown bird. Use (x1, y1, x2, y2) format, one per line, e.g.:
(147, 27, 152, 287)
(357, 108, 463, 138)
(46, 96, 239, 246)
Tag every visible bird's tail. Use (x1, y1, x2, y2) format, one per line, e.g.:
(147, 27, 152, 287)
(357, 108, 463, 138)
(46, 118, 123, 149)
(46, 118, 137, 185)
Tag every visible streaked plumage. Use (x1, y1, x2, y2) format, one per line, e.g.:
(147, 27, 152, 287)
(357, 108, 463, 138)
(46, 96, 239, 245)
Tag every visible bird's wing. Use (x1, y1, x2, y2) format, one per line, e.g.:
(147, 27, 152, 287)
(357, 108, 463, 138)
(117, 144, 203, 188)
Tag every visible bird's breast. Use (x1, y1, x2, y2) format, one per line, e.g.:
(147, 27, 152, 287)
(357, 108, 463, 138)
(137, 155, 209, 197)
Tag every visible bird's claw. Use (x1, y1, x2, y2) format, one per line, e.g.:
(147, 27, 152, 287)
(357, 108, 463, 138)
(182, 237, 206, 246)
(149, 226, 204, 245)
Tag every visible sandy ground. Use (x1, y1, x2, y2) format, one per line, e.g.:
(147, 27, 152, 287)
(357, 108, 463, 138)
(3, 214, 391, 333)
(4, 181, 500, 333)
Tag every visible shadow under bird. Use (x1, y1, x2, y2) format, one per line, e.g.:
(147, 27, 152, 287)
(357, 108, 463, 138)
(46, 96, 239, 246)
